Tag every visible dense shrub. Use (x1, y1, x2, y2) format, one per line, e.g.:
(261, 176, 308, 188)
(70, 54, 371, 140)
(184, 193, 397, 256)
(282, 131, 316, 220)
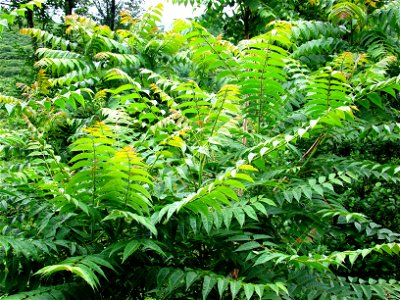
(1, 1, 400, 299)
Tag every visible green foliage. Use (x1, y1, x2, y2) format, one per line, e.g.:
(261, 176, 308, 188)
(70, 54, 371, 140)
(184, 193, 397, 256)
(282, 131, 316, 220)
(0, 30, 34, 97)
(1, 1, 400, 299)
(2, 283, 92, 300)
(35, 255, 115, 289)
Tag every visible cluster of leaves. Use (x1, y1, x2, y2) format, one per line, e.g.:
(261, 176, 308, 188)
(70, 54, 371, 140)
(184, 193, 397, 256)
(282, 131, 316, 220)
(0, 0, 45, 28)
(1, 0, 400, 299)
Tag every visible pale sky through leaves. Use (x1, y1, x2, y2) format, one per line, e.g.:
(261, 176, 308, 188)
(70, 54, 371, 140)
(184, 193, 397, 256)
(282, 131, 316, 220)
(144, 0, 203, 28)
(51, 0, 201, 27)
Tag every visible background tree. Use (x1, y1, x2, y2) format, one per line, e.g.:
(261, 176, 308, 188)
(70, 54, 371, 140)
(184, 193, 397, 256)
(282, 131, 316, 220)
(172, 0, 334, 41)
(0, 0, 76, 28)
(44, 0, 77, 16)
(82, 0, 144, 30)
(0, 0, 37, 27)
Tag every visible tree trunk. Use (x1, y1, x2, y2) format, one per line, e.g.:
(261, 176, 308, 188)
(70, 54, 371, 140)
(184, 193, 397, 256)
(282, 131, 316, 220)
(40, 6, 46, 29)
(243, 6, 251, 39)
(110, 0, 116, 30)
(26, 8, 34, 28)
(65, 0, 75, 15)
